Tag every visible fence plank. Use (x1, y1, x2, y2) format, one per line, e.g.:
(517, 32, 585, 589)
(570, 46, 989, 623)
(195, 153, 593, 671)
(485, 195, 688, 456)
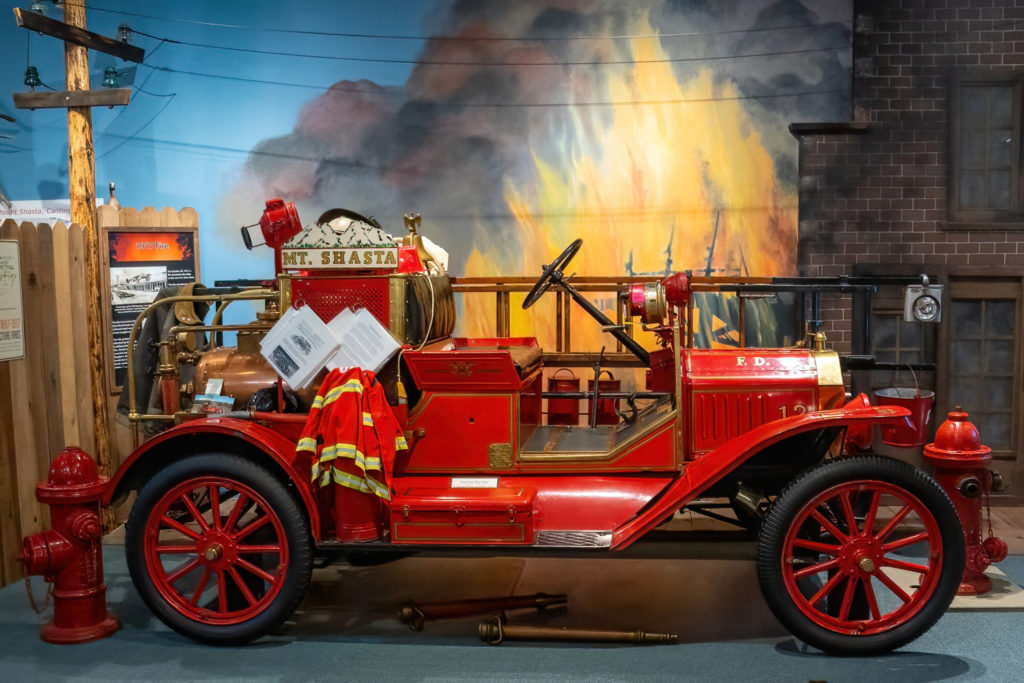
(0, 361, 22, 587)
(117, 207, 139, 227)
(67, 224, 96, 454)
(179, 207, 199, 228)
(159, 206, 178, 227)
(52, 223, 80, 446)
(139, 206, 161, 228)
(10, 223, 46, 536)
(33, 224, 66, 461)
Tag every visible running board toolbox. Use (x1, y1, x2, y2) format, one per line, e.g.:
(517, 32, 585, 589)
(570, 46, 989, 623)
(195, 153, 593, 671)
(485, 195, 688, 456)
(389, 487, 536, 544)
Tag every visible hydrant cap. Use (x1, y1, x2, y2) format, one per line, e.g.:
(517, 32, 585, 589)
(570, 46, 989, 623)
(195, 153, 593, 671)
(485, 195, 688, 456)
(926, 406, 991, 458)
(48, 447, 100, 487)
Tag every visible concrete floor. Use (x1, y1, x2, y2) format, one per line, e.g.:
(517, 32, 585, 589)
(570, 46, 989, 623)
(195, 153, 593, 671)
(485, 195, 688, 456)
(1, 537, 1023, 682)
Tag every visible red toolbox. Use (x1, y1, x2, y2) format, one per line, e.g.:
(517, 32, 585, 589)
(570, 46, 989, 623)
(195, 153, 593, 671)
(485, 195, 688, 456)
(390, 487, 536, 544)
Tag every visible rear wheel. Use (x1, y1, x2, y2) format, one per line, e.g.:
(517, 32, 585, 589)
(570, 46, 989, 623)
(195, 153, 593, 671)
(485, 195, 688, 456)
(757, 456, 964, 656)
(126, 454, 313, 644)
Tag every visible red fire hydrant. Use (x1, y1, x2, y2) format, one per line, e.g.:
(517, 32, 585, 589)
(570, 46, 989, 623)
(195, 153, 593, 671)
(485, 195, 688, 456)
(19, 447, 120, 644)
(923, 408, 1008, 596)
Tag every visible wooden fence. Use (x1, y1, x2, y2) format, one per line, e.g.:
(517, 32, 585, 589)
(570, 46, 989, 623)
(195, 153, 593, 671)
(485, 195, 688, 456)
(0, 206, 197, 589)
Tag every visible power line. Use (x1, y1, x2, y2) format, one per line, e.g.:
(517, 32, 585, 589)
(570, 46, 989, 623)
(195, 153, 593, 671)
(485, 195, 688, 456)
(128, 27, 848, 67)
(63, 1, 850, 43)
(141, 63, 843, 107)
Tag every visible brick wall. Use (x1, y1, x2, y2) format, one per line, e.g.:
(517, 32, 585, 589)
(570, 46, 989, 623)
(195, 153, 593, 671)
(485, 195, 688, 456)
(795, 0, 1024, 352)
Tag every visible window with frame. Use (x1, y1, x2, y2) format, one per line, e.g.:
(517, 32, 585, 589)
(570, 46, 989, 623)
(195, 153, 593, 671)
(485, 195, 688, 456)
(950, 73, 1022, 223)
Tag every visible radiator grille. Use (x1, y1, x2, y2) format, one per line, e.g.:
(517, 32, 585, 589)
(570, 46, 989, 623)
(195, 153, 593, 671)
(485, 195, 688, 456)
(292, 278, 389, 327)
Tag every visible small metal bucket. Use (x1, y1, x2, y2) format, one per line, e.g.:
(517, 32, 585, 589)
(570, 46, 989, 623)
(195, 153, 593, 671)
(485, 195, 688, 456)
(875, 366, 934, 447)
(547, 368, 580, 425)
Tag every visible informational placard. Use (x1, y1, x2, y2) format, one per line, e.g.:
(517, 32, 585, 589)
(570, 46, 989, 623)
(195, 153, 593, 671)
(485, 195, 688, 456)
(0, 240, 25, 361)
(0, 198, 103, 226)
(104, 228, 199, 390)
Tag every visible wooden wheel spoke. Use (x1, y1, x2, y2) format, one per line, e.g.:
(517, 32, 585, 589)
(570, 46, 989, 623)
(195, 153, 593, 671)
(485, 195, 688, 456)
(883, 531, 930, 552)
(155, 544, 197, 554)
(882, 557, 930, 574)
(236, 557, 276, 584)
(181, 492, 210, 532)
(809, 569, 847, 608)
(189, 568, 212, 607)
(160, 515, 202, 541)
(165, 557, 202, 585)
(862, 576, 882, 620)
(862, 491, 881, 537)
(874, 504, 911, 544)
(223, 493, 249, 533)
(793, 557, 840, 579)
(216, 570, 228, 613)
(233, 513, 271, 541)
(840, 492, 859, 537)
(839, 575, 858, 622)
(209, 485, 222, 530)
(875, 569, 913, 604)
(811, 509, 849, 544)
(227, 566, 258, 607)
(792, 538, 842, 555)
(237, 544, 281, 554)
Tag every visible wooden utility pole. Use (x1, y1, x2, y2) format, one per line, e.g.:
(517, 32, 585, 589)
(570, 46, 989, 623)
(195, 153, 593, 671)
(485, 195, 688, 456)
(63, 3, 112, 481)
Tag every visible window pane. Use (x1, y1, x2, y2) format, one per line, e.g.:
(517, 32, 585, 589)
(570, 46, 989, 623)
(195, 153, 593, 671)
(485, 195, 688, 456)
(960, 171, 987, 208)
(874, 317, 897, 349)
(989, 170, 1011, 209)
(986, 300, 1016, 337)
(899, 320, 923, 347)
(950, 376, 984, 408)
(962, 87, 988, 127)
(953, 301, 982, 334)
(991, 85, 1014, 127)
(985, 377, 1013, 410)
(977, 414, 1012, 450)
(961, 130, 987, 168)
(984, 339, 1015, 373)
(952, 340, 981, 374)
(990, 129, 1014, 167)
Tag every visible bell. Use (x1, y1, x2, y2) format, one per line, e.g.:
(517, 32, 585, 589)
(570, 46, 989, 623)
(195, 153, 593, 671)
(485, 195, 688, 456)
(102, 67, 119, 89)
(24, 66, 41, 88)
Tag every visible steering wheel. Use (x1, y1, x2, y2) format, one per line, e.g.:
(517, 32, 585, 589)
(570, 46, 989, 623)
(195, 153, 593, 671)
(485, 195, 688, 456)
(522, 239, 583, 309)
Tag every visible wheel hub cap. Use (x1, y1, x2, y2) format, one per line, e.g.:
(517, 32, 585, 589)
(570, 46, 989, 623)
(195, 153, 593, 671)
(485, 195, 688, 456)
(204, 544, 223, 562)
(858, 556, 876, 573)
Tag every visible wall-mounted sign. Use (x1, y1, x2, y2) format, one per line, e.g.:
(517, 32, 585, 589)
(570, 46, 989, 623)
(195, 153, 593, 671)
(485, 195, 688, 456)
(0, 240, 25, 361)
(102, 228, 199, 390)
(0, 199, 103, 226)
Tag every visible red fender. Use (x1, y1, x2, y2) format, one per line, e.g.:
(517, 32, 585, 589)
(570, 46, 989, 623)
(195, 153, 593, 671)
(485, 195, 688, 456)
(611, 404, 912, 549)
(104, 418, 322, 541)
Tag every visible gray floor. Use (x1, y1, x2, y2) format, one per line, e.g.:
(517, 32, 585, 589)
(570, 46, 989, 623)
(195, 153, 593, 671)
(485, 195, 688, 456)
(1, 540, 1022, 682)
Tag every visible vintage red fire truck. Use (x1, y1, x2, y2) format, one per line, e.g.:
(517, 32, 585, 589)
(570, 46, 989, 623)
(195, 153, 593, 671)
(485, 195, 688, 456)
(103, 199, 964, 655)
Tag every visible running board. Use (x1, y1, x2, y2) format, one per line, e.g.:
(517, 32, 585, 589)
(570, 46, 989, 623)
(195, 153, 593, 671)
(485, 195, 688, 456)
(534, 531, 613, 548)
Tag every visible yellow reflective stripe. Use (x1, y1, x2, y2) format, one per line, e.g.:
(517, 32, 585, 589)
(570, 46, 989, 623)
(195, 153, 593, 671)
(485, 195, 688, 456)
(331, 469, 371, 494)
(318, 470, 331, 488)
(364, 475, 390, 500)
(296, 437, 318, 453)
(395, 435, 408, 450)
(318, 442, 381, 471)
(311, 396, 324, 410)
(362, 412, 374, 427)
(310, 462, 320, 482)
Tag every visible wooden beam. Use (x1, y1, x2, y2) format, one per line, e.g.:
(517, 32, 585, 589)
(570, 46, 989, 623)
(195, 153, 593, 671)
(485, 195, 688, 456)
(14, 8, 145, 63)
(13, 89, 132, 110)
(62, 3, 114, 528)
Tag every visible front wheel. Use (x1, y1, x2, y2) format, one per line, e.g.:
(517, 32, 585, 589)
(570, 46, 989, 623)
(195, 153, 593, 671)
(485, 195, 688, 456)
(757, 456, 964, 656)
(126, 454, 313, 645)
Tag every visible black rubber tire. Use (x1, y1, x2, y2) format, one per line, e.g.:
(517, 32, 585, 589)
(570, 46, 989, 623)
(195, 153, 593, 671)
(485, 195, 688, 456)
(126, 454, 313, 645)
(757, 455, 964, 656)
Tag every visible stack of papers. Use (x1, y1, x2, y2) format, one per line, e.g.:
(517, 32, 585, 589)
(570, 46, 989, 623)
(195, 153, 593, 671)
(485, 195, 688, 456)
(260, 305, 400, 389)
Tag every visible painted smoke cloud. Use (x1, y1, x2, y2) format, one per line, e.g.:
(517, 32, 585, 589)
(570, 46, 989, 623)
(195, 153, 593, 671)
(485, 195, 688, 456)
(220, 0, 850, 292)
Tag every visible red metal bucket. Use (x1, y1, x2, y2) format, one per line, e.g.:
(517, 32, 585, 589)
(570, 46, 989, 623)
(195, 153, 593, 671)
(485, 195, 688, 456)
(588, 370, 620, 426)
(548, 368, 580, 425)
(875, 387, 935, 447)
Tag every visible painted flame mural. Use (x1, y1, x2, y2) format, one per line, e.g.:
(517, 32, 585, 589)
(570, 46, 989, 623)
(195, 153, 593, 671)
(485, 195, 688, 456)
(222, 0, 851, 349)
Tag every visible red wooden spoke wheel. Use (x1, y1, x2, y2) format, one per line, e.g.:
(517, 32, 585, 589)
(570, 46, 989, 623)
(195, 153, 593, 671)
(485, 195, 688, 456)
(757, 456, 964, 656)
(144, 476, 288, 624)
(127, 454, 312, 645)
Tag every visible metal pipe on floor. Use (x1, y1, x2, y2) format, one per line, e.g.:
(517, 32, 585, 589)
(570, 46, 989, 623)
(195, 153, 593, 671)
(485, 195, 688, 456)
(479, 617, 677, 645)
